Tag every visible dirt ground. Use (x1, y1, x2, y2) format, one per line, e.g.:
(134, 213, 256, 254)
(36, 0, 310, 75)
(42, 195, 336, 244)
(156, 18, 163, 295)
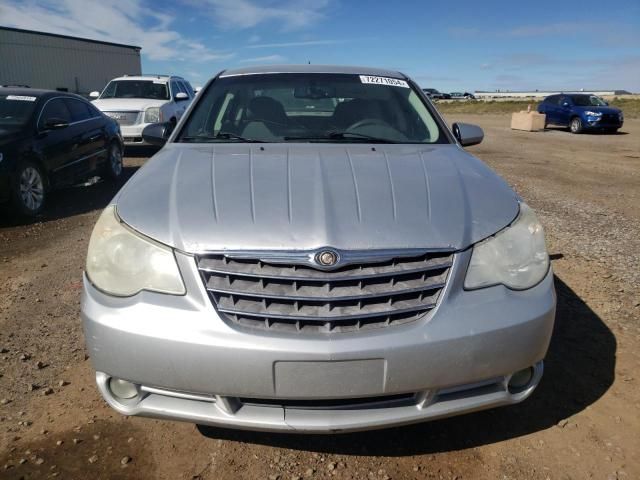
(1, 116, 639, 480)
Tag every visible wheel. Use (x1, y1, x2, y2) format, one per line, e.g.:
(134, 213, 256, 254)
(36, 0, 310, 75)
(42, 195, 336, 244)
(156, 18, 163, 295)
(105, 142, 123, 180)
(569, 117, 583, 134)
(11, 160, 47, 217)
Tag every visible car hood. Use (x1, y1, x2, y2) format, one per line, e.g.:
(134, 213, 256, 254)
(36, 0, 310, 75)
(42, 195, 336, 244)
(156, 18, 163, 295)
(115, 143, 519, 253)
(92, 98, 166, 111)
(575, 105, 621, 114)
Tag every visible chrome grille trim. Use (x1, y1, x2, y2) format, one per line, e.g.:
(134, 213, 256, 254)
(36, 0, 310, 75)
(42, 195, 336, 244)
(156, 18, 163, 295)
(103, 110, 141, 126)
(196, 250, 453, 334)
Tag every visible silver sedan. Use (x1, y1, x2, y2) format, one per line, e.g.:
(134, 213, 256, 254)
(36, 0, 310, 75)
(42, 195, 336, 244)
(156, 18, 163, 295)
(81, 65, 555, 433)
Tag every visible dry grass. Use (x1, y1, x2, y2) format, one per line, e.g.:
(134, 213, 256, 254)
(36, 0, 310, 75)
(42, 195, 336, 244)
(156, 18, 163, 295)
(435, 98, 640, 118)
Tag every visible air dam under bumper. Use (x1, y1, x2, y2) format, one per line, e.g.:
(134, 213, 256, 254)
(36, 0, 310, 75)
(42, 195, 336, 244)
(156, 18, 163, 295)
(81, 251, 556, 433)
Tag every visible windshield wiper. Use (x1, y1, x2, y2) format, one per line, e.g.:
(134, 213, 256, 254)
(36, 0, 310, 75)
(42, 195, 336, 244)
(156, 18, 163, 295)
(284, 131, 399, 143)
(181, 132, 266, 143)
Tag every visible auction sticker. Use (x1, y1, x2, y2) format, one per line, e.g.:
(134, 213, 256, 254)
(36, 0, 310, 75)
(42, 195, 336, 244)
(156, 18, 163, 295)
(359, 76, 409, 88)
(6, 95, 36, 101)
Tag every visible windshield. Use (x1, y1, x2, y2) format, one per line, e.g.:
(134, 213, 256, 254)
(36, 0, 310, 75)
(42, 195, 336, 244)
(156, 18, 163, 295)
(100, 80, 169, 100)
(571, 95, 607, 107)
(179, 73, 447, 144)
(0, 94, 37, 127)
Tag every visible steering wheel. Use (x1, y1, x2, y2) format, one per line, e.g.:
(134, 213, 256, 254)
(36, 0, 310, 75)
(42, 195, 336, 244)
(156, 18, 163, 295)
(345, 118, 390, 131)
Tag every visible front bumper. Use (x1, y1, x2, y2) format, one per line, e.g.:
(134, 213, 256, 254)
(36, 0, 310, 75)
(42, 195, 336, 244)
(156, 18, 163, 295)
(81, 250, 556, 433)
(583, 117, 623, 130)
(119, 123, 152, 145)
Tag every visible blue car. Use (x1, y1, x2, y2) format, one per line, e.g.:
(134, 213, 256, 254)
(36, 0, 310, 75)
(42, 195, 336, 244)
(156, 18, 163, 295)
(537, 94, 624, 134)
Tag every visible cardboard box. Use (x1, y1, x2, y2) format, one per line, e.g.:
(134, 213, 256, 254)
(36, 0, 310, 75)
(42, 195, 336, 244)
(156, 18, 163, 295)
(511, 111, 546, 131)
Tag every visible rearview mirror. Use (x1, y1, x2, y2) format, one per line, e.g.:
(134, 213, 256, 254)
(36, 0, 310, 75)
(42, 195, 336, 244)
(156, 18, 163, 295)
(452, 122, 483, 147)
(89, 91, 100, 98)
(294, 85, 336, 99)
(43, 118, 69, 130)
(175, 92, 189, 101)
(142, 122, 174, 146)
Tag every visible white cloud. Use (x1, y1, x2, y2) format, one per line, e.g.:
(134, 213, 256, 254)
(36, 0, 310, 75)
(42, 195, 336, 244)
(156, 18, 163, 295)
(246, 39, 341, 49)
(0, 0, 232, 62)
(239, 54, 287, 63)
(202, 0, 330, 30)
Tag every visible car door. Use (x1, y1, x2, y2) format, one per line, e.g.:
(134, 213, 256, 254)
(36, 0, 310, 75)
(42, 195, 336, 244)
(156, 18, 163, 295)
(65, 98, 109, 178)
(557, 96, 573, 126)
(540, 96, 558, 124)
(36, 97, 79, 186)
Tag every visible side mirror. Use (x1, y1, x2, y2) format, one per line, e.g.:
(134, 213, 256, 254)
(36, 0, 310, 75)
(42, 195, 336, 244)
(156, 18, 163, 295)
(43, 118, 69, 130)
(452, 122, 483, 147)
(142, 122, 174, 146)
(89, 91, 100, 98)
(562, 102, 570, 108)
(175, 92, 189, 101)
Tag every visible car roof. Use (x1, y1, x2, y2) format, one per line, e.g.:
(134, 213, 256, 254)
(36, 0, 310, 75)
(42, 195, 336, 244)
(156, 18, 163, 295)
(219, 64, 407, 79)
(0, 87, 86, 100)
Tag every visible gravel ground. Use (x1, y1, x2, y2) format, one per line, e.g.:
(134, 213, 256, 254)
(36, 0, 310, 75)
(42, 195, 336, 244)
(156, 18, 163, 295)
(0, 119, 639, 479)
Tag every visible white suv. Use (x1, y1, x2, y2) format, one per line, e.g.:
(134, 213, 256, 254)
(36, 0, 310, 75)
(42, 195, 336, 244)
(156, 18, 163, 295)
(90, 75, 194, 145)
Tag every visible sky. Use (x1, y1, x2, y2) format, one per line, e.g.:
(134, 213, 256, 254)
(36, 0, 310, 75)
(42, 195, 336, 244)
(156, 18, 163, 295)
(1, 0, 639, 92)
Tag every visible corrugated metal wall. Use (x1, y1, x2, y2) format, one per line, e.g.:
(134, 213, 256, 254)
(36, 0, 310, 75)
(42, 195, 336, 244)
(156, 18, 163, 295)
(0, 29, 141, 95)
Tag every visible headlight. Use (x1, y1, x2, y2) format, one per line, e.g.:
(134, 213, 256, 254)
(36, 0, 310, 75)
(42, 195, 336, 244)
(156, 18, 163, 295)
(464, 203, 549, 290)
(144, 107, 161, 123)
(584, 111, 602, 117)
(86, 205, 185, 296)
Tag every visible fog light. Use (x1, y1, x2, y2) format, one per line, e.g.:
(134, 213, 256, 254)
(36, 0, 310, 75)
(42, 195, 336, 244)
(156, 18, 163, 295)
(109, 378, 139, 400)
(508, 367, 534, 393)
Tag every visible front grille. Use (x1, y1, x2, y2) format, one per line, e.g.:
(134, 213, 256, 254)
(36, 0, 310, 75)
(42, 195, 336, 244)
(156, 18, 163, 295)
(104, 111, 140, 126)
(196, 251, 453, 333)
(600, 113, 621, 124)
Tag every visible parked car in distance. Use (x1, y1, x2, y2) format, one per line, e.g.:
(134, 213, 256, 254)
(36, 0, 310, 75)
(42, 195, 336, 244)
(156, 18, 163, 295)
(82, 65, 555, 433)
(450, 92, 476, 100)
(537, 93, 623, 133)
(0, 88, 123, 216)
(422, 88, 449, 100)
(90, 75, 195, 145)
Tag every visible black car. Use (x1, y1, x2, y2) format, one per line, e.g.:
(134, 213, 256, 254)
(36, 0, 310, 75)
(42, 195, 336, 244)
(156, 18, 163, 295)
(0, 88, 124, 216)
(422, 88, 449, 100)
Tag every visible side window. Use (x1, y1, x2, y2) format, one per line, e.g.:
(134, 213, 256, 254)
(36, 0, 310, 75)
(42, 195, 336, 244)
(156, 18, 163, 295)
(86, 102, 103, 117)
(65, 99, 92, 122)
(170, 81, 181, 100)
(183, 81, 195, 97)
(38, 98, 71, 129)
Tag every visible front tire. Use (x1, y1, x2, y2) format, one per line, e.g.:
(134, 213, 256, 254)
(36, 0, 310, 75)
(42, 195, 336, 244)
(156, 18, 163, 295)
(105, 142, 123, 180)
(570, 117, 583, 134)
(11, 161, 47, 217)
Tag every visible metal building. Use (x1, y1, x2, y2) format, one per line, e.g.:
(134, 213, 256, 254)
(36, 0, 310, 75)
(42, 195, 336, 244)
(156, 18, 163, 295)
(0, 26, 141, 95)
